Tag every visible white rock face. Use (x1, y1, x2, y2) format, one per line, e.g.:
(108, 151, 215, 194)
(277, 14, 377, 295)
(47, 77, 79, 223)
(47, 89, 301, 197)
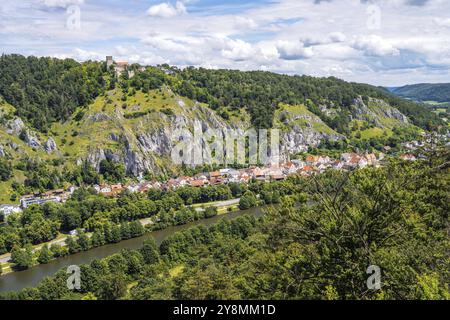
(23, 130, 41, 149)
(78, 96, 408, 177)
(353, 96, 409, 126)
(282, 126, 341, 154)
(80, 103, 344, 176)
(6, 118, 25, 135)
(44, 137, 58, 153)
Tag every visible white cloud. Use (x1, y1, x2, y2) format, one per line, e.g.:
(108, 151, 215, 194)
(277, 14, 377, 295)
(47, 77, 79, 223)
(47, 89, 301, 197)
(321, 64, 354, 76)
(276, 40, 314, 60)
(221, 39, 257, 61)
(302, 32, 347, 47)
(147, 1, 186, 18)
(352, 35, 400, 57)
(3, 0, 450, 86)
(142, 35, 188, 52)
(328, 32, 347, 43)
(71, 48, 103, 61)
(233, 16, 258, 30)
(434, 17, 450, 28)
(42, 0, 84, 8)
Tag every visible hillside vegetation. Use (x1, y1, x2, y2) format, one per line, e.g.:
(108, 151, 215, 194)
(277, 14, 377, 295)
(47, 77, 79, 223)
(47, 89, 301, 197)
(2, 147, 448, 300)
(391, 83, 450, 103)
(0, 54, 443, 202)
(0, 54, 441, 132)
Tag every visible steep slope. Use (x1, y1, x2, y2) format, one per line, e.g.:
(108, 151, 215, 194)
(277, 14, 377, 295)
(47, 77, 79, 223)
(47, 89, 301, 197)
(0, 101, 57, 203)
(50, 86, 251, 176)
(0, 55, 437, 203)
(47, 87, 415, 175)
(1, 84, 414, 182)
(274, 103, 342, 154)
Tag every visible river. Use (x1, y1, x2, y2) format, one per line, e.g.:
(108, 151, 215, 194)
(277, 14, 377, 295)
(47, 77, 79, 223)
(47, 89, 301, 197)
(0, 206, 267, 293)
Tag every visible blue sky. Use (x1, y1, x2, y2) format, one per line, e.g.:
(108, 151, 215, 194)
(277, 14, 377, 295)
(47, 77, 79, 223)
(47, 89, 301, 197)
(1, 0, 450, 86)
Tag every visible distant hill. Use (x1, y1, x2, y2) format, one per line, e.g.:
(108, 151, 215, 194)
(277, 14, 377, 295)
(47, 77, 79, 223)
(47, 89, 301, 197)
(390, 83, 450, 103)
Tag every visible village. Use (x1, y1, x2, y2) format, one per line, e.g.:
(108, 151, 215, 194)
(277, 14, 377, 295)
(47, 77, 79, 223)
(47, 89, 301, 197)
(0, 150, 420, 219)
(1, 150, 411, 220)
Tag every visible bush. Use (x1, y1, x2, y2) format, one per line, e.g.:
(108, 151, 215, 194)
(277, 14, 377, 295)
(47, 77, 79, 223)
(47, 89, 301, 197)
(0, 159, 13, 181)
(239, 191, 258, 210)
(204, 206, 218, 218)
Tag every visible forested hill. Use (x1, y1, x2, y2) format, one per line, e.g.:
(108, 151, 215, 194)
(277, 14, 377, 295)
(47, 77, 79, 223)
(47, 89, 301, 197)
(0, 54, 105, 131)
(0, 54, 442, 132)
(175, 68, 441, 130)
(390, 83, 450, 103)
(0, 54, 445, 203)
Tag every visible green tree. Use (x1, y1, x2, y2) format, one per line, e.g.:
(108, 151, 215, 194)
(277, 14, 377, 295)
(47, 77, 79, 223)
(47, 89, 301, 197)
(37, 244, 53, 264)
(204, 206, 218, 218)
(66, 236, 81, 254)
(140, 238, 160, 265)
(11, 245, 34, 270)
(77, 230, 91, 251)
(0, 159, 12, 181)
(239, 191, 257, 210)
(97, 273, 127, 300)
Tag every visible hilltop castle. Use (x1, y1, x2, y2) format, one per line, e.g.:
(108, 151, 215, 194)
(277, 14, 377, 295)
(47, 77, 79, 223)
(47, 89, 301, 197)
(106, 56, 131, 77)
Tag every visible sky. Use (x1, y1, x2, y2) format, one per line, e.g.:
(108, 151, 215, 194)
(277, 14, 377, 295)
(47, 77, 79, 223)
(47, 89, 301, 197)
(0, 0, 449, 86)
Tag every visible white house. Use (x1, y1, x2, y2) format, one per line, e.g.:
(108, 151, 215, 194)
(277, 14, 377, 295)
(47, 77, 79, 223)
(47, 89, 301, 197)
(68, 185, 79, 194)
(126, 184, 140, 193)
(99, 185, 112, 194)
(0, 204, 22, 219)
(20, 196, 60, 208)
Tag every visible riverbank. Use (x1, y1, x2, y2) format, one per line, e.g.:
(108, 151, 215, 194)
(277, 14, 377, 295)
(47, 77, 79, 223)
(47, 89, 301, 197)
(0, 197, 241, 277)
(0, 204, 266, 293)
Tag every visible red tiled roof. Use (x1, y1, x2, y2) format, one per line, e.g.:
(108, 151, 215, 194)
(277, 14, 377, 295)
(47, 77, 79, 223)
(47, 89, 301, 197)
(306, 155, 319, 162)
(190, 180, 205, 187)
(210, 171, 221, 177)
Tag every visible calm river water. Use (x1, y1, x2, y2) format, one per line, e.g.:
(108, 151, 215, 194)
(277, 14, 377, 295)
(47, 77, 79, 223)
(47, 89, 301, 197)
(0, 206, 267, 293)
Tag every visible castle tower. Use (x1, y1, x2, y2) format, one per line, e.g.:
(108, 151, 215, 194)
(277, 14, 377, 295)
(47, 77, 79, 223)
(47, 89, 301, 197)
(106, 56, 113, 69)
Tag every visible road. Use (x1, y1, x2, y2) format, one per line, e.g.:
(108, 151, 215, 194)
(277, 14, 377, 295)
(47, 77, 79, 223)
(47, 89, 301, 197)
(0, 198, 241, 265)
(0, 236, 67, 264)
(193, 198, 240, 212)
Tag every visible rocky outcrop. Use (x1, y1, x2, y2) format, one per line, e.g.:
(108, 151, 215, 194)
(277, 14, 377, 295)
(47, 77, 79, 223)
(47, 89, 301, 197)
(4, 116, 49, 151)
(352, 96, 408, 126)
(82, 105, 243, 175)
(282, 126, 341, 154)
(22, 130, 41, 149)
(44, 137, 57, 153)
(381, 106, 409, 123)
(88, 112, 111, 123)
(77, 95, 411, 177)
(85, 148, 121, 171)
(5, 118, 25, 135)
(109, 133, 121, 142)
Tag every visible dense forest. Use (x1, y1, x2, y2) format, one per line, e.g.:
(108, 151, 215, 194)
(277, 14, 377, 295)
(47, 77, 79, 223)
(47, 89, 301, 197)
(0, 54, 442, 133)
(173, 68, 442, 130)
(0, 54, 105, 131)
(2, 144, 448, 300)
(127, 65, 442, 131)
(391, 83, 450, 103)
